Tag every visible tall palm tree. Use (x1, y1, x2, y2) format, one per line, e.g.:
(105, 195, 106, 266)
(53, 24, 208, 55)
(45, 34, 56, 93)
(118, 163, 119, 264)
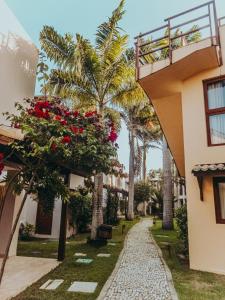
(39, 0, 142, 238)
(120, 101, 151, 219)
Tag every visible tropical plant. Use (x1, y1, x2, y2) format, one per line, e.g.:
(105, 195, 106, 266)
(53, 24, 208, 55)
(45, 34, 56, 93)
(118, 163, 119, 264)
(104, 187, 119, 225)
(39, 0, 143, 237)
(175, 204, 188, 255)
(19, 222, 35, 241)
(69, 189, 92, 233)
(134, 180, 151, 215)
(136, 105, 162, 182)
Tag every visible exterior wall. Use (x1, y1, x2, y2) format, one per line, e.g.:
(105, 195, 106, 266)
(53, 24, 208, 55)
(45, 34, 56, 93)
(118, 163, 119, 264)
(182, 25, 225, 274)
(0, 0, 38, 124)
(21, 174, 85, 239)
(0, 1, 38, 256)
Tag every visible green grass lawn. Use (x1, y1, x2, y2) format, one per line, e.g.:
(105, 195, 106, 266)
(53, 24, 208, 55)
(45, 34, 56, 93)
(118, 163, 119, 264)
(151, 220, 225, 300)
(13, 219, 138, 300)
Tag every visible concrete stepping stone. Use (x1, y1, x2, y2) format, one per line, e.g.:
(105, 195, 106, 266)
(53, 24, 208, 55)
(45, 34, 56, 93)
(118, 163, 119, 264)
(75, 258, 93, 264)
(40, 279, 64, 290)
(97, 253, 111, 257)
(108, 242, 116, 246)
(31, 251, 41, 254)
(74, 253, 87, 257)
(68, 281, 98, 293)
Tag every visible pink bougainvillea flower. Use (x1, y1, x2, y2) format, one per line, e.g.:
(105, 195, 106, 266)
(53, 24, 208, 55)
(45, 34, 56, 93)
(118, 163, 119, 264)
(62, 135, 71, 144)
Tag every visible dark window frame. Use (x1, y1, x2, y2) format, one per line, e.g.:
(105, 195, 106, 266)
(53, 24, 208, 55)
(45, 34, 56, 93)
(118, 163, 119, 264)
(213, 177, 225, 224)
(203, 75, 225, 146)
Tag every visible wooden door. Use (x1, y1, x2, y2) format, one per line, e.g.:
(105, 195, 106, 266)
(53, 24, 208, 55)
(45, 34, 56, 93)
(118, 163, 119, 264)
(35, 202, 53, 235)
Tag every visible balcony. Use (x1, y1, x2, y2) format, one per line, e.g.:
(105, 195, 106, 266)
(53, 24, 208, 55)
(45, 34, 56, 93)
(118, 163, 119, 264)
(135, 0, 222, 98)
(135, 1, 223, 176)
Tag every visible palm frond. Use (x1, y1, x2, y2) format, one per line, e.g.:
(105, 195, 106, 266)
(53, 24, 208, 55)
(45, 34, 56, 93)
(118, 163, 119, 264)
(40, 26, 74, 66)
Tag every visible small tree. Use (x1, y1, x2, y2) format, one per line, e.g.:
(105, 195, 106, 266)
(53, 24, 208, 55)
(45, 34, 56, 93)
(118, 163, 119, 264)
(0, 97, 117, 284)
(69, 190, 92, 233)
(175, 204, 189, 256)
(134, 180, 151, 215)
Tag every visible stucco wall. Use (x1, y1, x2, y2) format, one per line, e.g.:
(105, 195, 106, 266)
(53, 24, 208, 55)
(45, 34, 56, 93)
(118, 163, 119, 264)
(0, 0, 38, 256)
(182, 25, 225, 274)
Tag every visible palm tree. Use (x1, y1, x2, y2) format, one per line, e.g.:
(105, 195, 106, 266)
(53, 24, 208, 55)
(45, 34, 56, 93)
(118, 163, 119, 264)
(120, 101, 151, 220)
(39, 0, 142, 238)
(162, 136, 173, 229)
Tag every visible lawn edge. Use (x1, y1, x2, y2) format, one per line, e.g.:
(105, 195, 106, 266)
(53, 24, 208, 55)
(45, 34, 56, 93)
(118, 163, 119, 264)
(97, 219, 140, 300)
(150, 227, 179, 300)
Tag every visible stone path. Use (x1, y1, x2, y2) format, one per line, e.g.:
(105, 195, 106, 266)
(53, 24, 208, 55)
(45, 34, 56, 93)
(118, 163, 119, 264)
(98, 219, 178, 300)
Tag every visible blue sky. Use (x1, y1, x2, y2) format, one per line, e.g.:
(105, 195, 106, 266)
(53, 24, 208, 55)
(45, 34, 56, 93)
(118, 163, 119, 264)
(5, 0, 225, 172)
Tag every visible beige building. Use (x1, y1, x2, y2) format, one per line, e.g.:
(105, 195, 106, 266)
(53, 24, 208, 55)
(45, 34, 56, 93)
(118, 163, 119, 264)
(136, 0, 225, 274)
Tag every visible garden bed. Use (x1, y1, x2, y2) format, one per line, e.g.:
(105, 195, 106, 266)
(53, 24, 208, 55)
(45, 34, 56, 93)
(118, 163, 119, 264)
(151, 220, 225, 300)
(13, 219, 139, 300)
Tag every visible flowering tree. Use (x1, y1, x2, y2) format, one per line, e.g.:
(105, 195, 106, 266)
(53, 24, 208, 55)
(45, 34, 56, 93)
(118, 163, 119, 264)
(0, 97, 118, 284)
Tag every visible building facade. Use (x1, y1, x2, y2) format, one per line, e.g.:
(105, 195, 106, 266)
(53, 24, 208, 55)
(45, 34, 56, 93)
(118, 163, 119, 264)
(136, 1, 225, 274)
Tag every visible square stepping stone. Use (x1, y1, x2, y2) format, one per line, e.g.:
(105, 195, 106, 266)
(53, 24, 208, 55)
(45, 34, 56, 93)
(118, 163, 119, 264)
(76, 258, 93, 264)
(97, 253, 111, 257)
(40, 279, 64, 290)
(42, 242, 47, 245)
(74, 253, 87, 257)
(108, 242, 116, 246)
(68, 281, 98, 293)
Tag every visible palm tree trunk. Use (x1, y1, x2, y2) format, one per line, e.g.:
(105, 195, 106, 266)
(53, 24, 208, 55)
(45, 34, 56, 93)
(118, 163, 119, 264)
(162, 136, 173, 229)
(91, 103, 104, 240)
(127, 127, 135, 220)
(91, 173, 103, 239)
(141, 139, 148, 216)
(142, 139, 147, 182)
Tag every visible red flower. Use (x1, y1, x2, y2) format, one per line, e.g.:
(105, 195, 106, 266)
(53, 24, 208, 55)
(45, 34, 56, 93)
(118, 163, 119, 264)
(73, 111, 79, 117)
(108, 131, 118, 142)
(60, 119, 67, 126)
(85, 111, 97, 118)
(14, 123, 20, 129)
(54, 115, 62, 121)
(0, 153, 4, 161)
(0, 162, 4, 175)
(62, 135, 71, 144)
(70, 126, 79, 134)
(79, 128, 84, 134)
(36, 101, 50, 109)
(0, 153, 4, 175)
(50, 142, 57, 152)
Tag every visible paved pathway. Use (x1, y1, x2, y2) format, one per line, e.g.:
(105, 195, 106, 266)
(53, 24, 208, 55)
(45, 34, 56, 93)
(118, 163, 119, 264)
(98, 219, 178, 300)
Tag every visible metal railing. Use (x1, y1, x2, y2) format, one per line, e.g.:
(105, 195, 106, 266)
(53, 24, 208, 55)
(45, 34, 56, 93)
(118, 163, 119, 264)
(135, 0, 221, 79)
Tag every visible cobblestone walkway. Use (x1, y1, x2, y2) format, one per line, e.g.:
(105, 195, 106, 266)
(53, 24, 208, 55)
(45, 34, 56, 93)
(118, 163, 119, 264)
(98, 219, 178, 300)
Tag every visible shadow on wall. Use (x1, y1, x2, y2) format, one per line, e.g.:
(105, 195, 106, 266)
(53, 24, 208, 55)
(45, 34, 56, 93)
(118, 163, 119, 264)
(0, 32, 38, 124)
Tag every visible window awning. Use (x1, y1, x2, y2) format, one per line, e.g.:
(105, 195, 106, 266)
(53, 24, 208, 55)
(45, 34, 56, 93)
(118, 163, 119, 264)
(192, 163, 225, 201)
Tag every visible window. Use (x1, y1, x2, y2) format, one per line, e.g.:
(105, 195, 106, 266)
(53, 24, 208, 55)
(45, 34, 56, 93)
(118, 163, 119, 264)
(204, 77, 225, 146)
(213, 177, 225, 224)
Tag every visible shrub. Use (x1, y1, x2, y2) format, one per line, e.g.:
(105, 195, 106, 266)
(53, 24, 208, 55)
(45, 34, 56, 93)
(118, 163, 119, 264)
(69, 189, 92, 233)
(134, 181, 151, 213)
(19, 222, 35, 241)
(175, 204, 189, 256)
(104, 188, 119, 225)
